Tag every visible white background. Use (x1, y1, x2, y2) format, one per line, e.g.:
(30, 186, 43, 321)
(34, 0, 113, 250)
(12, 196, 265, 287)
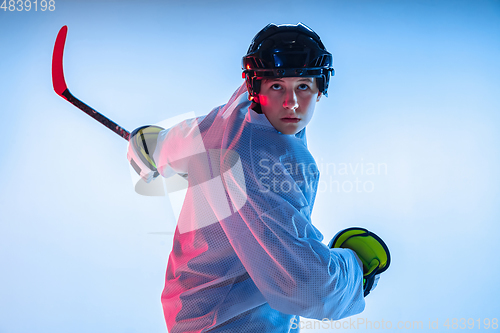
(1, 0, 499, 332)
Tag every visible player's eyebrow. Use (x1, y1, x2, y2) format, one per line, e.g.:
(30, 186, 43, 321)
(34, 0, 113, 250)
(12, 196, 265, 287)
(264, 78, 284, 83)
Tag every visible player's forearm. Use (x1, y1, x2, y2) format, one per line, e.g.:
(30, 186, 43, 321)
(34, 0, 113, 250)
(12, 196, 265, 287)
(154, 116, 207, 177)
(224, 207, 365, 321)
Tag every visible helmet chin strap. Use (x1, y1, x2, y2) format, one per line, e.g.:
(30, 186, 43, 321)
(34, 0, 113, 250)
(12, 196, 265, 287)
(249, 101, 263, 114)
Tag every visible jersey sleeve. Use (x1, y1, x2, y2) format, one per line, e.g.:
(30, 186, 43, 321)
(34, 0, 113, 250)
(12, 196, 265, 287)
(153, 115, 208, 179)
(218, 135, 365, 321)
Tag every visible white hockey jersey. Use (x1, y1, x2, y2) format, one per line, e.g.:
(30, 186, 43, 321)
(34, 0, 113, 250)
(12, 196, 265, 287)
(151, 84, 365, 332)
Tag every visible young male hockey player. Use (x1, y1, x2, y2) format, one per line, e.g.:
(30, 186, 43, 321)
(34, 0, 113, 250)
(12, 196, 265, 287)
(128, 23, 380, 332)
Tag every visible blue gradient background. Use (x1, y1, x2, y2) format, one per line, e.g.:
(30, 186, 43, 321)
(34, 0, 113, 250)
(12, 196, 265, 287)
(1, 1, 499, 332)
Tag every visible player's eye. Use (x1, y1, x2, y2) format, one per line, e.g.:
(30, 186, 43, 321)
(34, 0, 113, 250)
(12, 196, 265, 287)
(270, 84, 282, 90)
(297, 83, 310, 91)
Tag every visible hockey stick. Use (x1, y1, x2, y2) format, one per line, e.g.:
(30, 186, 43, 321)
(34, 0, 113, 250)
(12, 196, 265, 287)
(52, 25, 131, 141)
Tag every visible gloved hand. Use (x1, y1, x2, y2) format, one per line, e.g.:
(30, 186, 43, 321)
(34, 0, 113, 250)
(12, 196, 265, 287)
(329, 227, 390, 297)
(127, 125, 164, 183)
(368, 274, 380, 293)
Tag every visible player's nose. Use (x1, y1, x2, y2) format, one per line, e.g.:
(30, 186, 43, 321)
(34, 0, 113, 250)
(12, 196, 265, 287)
(283, 90, 298, 110)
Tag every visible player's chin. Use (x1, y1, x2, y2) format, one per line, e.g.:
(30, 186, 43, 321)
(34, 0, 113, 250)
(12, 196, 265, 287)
(280, 124, 304, 135)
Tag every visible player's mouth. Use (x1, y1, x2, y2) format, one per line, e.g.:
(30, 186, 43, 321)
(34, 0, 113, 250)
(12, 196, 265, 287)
(281, 117, 301, 123)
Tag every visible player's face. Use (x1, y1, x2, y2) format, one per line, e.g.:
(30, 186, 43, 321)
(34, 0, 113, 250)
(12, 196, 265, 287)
(256, 77, 321, 135)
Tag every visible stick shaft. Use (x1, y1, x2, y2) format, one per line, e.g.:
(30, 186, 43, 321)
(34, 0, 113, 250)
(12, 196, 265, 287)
(52, 25, 130, 141)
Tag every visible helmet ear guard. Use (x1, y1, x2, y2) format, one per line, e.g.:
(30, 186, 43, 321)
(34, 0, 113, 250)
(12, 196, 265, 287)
(242, 74, 262, 101)
(329, 227, 391, 297)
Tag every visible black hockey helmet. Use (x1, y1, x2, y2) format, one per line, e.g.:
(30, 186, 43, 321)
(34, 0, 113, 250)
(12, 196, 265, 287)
(242, 23, 334, 99)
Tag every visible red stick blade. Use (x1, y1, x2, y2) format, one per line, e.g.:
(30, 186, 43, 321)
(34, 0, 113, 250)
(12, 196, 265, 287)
(52, 26, 69, 98)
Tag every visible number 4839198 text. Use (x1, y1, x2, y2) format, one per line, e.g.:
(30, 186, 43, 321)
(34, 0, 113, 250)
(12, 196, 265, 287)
(1, 0, 55, 11)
